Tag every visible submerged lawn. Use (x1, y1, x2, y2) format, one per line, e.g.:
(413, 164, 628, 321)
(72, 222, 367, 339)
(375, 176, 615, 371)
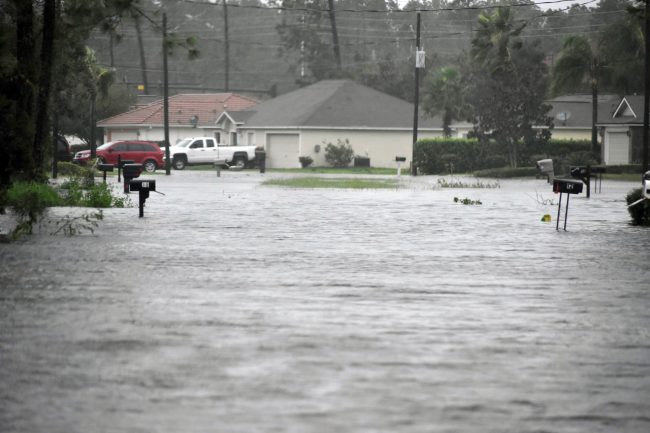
(263, 177, 399, 189)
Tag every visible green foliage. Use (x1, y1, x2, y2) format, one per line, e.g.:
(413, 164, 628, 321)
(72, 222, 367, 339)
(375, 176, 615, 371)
(466, 7, 552, 167)
(299, 156, 314, 168)
(473, 167, 539, 178)
(5, 181, 61, 236)
(324, 139, 354, 168)
(415, 138, 596, 175)
(453, 197, 482, 205)
(437, 178, 500, 189)
(263, 177, 398, 189)
(626, 188, 650, 226)
(83, 182, 114, 208)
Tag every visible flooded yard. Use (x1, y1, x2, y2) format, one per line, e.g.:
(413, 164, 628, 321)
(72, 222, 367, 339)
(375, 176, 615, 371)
(1, 170, 649, 433)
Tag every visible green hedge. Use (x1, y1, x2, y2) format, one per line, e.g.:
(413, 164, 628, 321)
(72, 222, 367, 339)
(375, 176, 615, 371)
(414, 138, 598, 175)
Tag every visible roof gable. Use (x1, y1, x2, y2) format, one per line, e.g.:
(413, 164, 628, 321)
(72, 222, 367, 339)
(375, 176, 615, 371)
(98, 93, 259, 127)
(613, 97, 637, 119)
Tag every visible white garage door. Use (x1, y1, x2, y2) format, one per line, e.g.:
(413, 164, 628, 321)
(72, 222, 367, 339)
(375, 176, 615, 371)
(605, 131, 630, 165)
(267, 134, 299, 168)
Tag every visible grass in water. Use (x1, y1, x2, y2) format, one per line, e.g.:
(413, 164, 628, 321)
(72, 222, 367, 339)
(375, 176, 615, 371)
(263, 177, 399, 189)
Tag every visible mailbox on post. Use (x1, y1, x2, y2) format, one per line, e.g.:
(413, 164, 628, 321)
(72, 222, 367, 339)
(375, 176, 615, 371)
(536, 159, 554, 183)
(122, 163, 143, 193)
(97, 163, 113, 183)
(552, 178, 583, 231)
(129, 179, 156, 218)
(117, 158, 135, 182)
(570, 165, 605, 198)
(395, 156, 406, 177)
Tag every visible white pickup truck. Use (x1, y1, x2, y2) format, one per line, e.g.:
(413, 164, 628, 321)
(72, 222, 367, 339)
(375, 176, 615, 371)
(165, 137, 257, 170)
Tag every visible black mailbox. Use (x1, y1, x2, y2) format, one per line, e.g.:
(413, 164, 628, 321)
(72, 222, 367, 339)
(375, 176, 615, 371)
(129, 179, 156, 218)
(395, 156, 406, 162)
(570, 166, 588, 178)
(97, 163, 114, 183)
(122, 163, 143, 193)
(553, 178, 583, 194)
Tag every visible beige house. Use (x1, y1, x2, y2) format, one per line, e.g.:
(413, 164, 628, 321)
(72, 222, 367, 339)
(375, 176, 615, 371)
(237, 80, 443, 169)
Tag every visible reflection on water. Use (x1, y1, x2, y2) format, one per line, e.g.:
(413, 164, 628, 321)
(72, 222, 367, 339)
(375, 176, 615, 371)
(1, 172, 649, 433)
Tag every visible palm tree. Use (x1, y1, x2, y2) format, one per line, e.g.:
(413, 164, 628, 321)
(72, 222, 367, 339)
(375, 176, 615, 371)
(550, 35, 600, 153)
(422, 66, 466, 137)
(471, 7, 525, 74)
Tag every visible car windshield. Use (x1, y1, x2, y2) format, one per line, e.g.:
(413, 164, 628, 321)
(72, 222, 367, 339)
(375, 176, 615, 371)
(97, 142, 115, 151)
(175, 139, 192, 148)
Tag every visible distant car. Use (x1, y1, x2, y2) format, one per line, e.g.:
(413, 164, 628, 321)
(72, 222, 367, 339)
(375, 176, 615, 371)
(55, 135, 72, 162)
(73, 140, 164, 172)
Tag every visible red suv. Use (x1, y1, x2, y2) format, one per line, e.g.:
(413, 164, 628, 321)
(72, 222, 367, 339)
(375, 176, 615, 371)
(73, 140, 164, 172)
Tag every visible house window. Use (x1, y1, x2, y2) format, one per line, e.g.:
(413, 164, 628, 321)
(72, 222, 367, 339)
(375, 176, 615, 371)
(231, 132, 238, 146)
(248, 132, 254, 145)
(214, 132, 221, 144)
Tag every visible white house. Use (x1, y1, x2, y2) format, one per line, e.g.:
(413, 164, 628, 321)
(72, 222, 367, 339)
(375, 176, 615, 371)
(236, 80, 444, 169)
(597, 95, 645, 165)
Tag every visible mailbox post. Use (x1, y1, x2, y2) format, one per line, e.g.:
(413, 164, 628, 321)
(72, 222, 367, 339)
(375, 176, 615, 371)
(97, 163, 114, 183)
(395, 156, 406, 177)
(118, 158, 135, 183)
(553, 178, 583, 231)
(129, 179, 156, 218)
(536, 159, 554, 183)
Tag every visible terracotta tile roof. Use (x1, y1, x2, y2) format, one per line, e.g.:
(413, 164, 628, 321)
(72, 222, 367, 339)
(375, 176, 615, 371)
(98, 93, 259, 127)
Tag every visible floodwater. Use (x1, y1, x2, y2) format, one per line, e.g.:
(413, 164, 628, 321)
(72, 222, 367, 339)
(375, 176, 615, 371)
(1, 170, 649, 433)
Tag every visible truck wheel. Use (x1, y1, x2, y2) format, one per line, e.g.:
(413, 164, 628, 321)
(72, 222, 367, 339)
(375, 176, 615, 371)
(143, 159, 157, 173)
(173, 156, 186, 170)
(234, 156, 246, 168)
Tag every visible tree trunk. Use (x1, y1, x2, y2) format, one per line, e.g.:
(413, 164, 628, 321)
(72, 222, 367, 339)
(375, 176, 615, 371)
(15, 0, 37, 176)
(33, 0, 57, 178)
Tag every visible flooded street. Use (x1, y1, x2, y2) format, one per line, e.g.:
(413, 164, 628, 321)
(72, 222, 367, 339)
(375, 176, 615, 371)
(1, 171, 649, 433)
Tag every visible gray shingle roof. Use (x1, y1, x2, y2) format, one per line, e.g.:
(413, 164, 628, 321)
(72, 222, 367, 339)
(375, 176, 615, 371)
(244, 80, 442, 129)
(546, 94, 618, 128)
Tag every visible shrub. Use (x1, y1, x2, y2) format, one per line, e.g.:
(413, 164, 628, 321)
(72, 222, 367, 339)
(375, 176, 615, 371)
(5, 181, 61, 235)
(626, 188, 650, 226)
(324, 139, 354, 168)
(83, 182, 114, 208)
(299, 156, 314, 168)
(474, 167, 539, 178)
(415, 138, 598, 175)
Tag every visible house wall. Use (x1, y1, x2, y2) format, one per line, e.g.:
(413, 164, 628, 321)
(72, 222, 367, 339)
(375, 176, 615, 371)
(103, 127, 223, 145)
(241, 128, 442, 168)
(548, 128, 591, 141)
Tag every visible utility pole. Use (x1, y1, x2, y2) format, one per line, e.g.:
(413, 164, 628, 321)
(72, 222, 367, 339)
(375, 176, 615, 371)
(223, 0, 230, 91)
(135, 16, 149, 94)
(328, 0, 341, 72)
(163, 12, 171, 175)
(643, 0, 649, 175)
(411, 12, 422, 176)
